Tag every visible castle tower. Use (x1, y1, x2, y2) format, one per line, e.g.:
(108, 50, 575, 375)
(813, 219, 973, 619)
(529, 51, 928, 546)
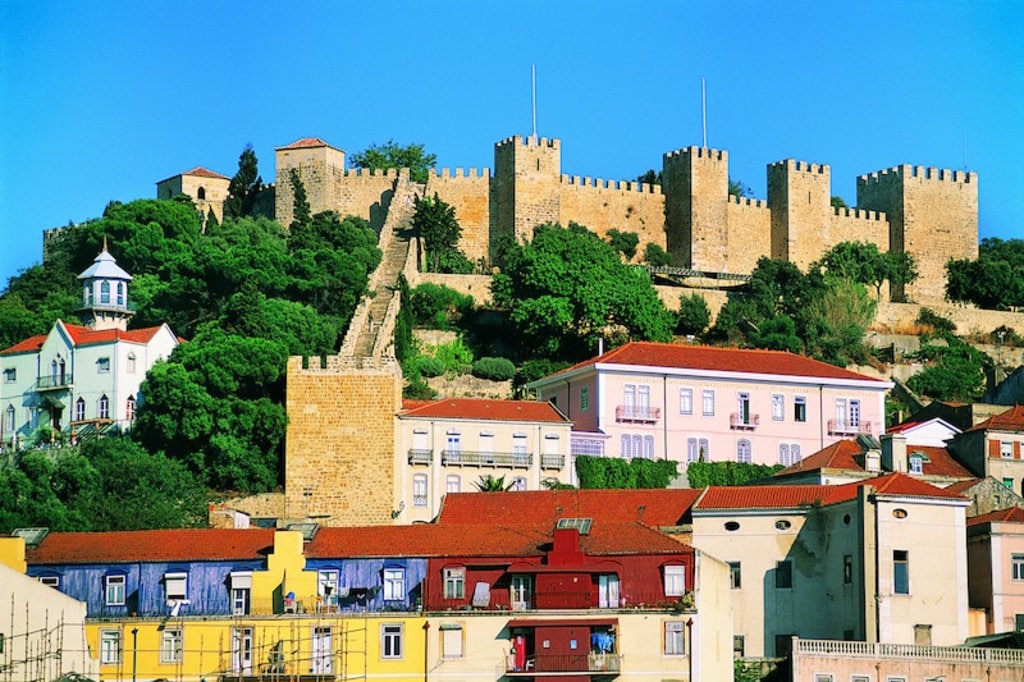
(767, 159, 833, 270)
(155, 167, 231, 225)
(493, 135, 562, 246)
(275, 137, 347, 228)
(662, 147, 729, 270)
(857, 165, 978, 302)
(77, 241, 134, 331)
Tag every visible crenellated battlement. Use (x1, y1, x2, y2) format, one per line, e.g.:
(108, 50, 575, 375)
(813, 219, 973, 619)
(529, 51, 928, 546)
(428, 167, 490, 180)
(833, 206, 885, 221)
(664, 146, 727, 162)
(495, 134, 560, 150)
(769, 159, 829, 175)
(728, 195, 767, 208)
(559, 175, 663, 194)
(858, 164, 975, 187)
(343, 167, 401, 179)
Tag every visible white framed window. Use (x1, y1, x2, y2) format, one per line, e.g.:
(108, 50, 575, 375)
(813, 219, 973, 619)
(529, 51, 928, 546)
(794, 396, 807, 422)
(443, 567, 465, 599)
(729, 562, 741, 589)
(446, 431, 461, 453)
(4, 404, 14, 431)
(164, 572, 188, 601)
(318, 569, 339, 596)
(511, 575, 532, 610)
(513, 433, 528, 455)
(909, 455, 923, 475)
(100, 280, 110, 305)
(893, 550, 909, 594)
(105, 574, 126, 605)
(116, 281, 124, 306)
(441, 624, 464, 659)
(100, 629, 122, 664)
(98, 395, 110, 420)
(39, 575, 60, 588)
(850, 399, 861, 427)
(813, 675, 834, 682)
(737, 392, 751, 424)
(161, 628, 183, 664)
(1012, 554, 1024, 581)
(702, 389, 715, 416)
(97, 357, 111, 374)
(383, 568, 405, 601)
(737, 439, 752, 464)
(446, 475, 461, 494)
(598, 574, 620, 608)
(679, 388, 693, 415)
(772, 394, 784, 421)
(413, 474, 428, 507)
(232, 586, 251, 615)
(126, 396, 136, 423)
(664, 565, 686, 596)
(75, 398, 86, 422)
(381, 623, 403, 659)
(2, 368, 15, 383)
(580, 386, 589, 411)
(664, 621, 685, 655)
(779, 443, 801, 466)
(1002, 441, 1014, 458)
(126, 353, 136, 374)
(511, 476, 527, 491)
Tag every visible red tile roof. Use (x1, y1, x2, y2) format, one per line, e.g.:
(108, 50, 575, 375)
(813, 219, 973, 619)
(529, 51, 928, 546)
(968, 405, 1024, 433)
(182, 166, 229, 180)
(277, 137, 333, 150)
(0, 324, 167, 355)
(775, 440, 972, 480)
(437, 488, 701, 527)
(401, 398, 569, 423)
(945, 478, 984, 494)
(544, 341, 886, 384)
(967, 506, 1024, 527)
(26, 529, 275, 565)
(910, 446, 974, 478)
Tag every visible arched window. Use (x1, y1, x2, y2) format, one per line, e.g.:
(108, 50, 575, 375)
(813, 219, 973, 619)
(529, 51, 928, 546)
(116, 282, 124, 306)
(75, 398, 86, 422)
(779, 443, 790, 466)
(4, 404, 14, 432)
(126, 396, 136, 423)
(197, 186, 206, 200)
(737, 439, 752, 464)
(98, 395, 110, 420)
(512, 477, 527, 492)
(100, 280, 110, 304)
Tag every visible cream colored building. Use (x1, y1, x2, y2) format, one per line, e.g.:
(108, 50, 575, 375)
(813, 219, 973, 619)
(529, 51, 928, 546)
(156, 166, 231, 224)
(395, 398, 573, 523)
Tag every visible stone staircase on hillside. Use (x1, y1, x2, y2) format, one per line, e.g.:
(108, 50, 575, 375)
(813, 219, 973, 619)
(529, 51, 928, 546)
(342, 181, 422, 359)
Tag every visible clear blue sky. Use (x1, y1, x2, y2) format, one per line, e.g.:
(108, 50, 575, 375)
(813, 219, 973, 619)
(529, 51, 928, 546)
(2, 1, 1022, 287)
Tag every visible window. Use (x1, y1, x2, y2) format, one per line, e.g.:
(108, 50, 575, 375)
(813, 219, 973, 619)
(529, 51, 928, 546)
(793, 396, 806, 422)
(1004, 477, 1014, 489)
(598, 574, 620, 608)
(664, 621, 685, 655)
(736, 392, 751, 424)
(161, 628, 183, 664)
(116, 282, 125, 306)
(127, 353, 136, 374)
(737, 439, 752, 464)
(733, 635, 745, 658)
(775, 560, 793, 589)
(443, 567, 465, 599)
(1002, 441, 1014, 458)
(513, 433, 528, 456)
(413, 474, 428, 507)
(664, 565, 686, 596)
(580, 386, 589, 411)
(441, 624, 464, 658)
(680, 388, 693, 415)
(511, 575, 532, 610)
(100, 280, 111, 305)
(771, 394, 784, 421)
(98, 395, 110, 420)
(908, 455, 923, 475)
(446, 475, 460, 494)
(702, 389, 715, 416)
(2, 368, 15, 383)
(623, 384, 651, 419)
(778, 443, 801, 466)
(774, 634, 793, 657)
(97, 357, 111, 374)
(39, 575, 60, 589)
(446, 431, 461, 454)
(197, 186, 206, 200)
(232, 587, 251, 615)
(813, 675, 833, 682)
(893, 550, 909, 594)
(381, 624, 403, 659)
(844, 555, 853, 584)
(126, 396, 136, 423)
(164, 572, 188, 601)
(686, 437, 709, 462)
(1016, 614, 1024, 631)
(5, 404, 15, 431)
(100, 629, 121, 664)
(383, 568, 405, 601)
(1012, 554, 1024, 581)
(318, 569, 339, 596)
(511, 477, 527, 491)
(75, 398, 86, 422)
(105, 574, 126, 605)
(849, 399, 861, 427)
(729, 562, 741, 589)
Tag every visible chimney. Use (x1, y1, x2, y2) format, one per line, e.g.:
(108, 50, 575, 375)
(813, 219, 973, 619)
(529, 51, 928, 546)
(881, 433, 908, 473)
(864, 447, 881, 473)
(598, 338, 604, 356)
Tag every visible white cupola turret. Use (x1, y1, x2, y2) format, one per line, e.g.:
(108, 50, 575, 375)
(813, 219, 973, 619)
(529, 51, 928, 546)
(77, 238, 135, 330)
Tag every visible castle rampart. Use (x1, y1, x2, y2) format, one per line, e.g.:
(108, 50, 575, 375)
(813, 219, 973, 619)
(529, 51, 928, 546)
(424, 167, 492, 264)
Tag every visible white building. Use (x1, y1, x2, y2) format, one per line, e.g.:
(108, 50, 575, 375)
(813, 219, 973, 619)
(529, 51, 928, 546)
(0, 246, 178, 446)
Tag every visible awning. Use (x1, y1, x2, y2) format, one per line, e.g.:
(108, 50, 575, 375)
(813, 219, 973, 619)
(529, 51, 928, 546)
(41, 394, 65, 409)
(508, 617, 618, 629)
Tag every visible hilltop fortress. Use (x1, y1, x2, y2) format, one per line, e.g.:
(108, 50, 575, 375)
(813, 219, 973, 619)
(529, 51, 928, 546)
(158, 134, 979, 303)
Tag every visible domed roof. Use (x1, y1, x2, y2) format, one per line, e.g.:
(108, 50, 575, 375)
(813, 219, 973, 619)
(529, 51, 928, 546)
(77, 245, 132, 282)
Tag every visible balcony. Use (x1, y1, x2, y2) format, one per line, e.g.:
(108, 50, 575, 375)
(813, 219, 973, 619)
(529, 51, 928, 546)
(36, 375, 72, 391)
(828, 419, 872, 436)
(730, 412, 759, 430)
(407, 448, 433, 465)
(540, 454, 566, 470)
(441, 450, 533, 468)
(504, 652, 622, 676)
(615, 405, 660, 424)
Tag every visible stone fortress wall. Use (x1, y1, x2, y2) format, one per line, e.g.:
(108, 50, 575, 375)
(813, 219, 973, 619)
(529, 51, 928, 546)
(268, 134, 978, 303)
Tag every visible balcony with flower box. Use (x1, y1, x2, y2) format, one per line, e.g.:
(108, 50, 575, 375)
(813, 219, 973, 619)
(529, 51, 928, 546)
(615, 405, 660, 424)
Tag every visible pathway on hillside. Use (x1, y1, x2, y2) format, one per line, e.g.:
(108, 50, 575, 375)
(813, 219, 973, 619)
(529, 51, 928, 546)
(348, 181, 421, 358)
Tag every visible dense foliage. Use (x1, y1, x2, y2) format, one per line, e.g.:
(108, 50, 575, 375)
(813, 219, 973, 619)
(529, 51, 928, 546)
(906, 336, 992, 403)
(412, 194, 473, 273)
(686, 461, 783, 487)
(409, 283, 473, 330)
(946, 238, 1024, 309)
(471, 357, 516, 381)
(575, 456, 679, 489)
(350, 140, 437, 184)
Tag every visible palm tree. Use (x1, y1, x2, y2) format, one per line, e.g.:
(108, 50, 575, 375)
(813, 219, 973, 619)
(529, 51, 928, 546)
(473, 474, 513, 492)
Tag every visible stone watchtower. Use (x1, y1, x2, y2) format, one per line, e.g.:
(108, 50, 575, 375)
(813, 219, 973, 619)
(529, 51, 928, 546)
(857, 165, 978, 302)
(662, 147, 730, 271)
(494, 136, 562, 246)
(767, 159, 834, 270)
(77, 241, 135, 331)
(155, 168, 231, 224)
(274, 137, 347, 229)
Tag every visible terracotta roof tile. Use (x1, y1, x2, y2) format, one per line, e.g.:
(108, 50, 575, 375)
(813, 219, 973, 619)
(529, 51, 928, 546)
(0, 334, 47, 356)
(909, 445, 974, 478)
(967, 507, 1024, 526)
(776, 439, 863, 476)
(968, 405, 1024, 433)
(945, 478, 984, 494)
(277, 137, 334, 150)
(1, 324, 168, 355)
(26, 529, 275, 565)
(437, 489, 700, 526)
(543, 341, 886, 384)
(182, 166, 229, 180)
(401, 398, 569, 423)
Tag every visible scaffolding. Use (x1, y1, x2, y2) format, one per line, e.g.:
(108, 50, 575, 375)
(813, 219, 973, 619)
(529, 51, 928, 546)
(0, 595, 94, 682)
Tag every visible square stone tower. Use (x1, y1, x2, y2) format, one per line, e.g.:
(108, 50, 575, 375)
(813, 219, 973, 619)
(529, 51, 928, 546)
(155, 167, 231, 224)
(494, 135, 562, 244)
(767, 159, 834, 270)
(662, 147, 729, 271)
(275, 137, 347, 228)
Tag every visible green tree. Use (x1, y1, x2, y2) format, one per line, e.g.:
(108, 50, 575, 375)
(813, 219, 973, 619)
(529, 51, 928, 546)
(884, 251, 918, 302)
(830, 196, 849, 210)
(224, 144, 263, 219)
(676, 293, 711, 336)
(946, 238, 1024, 310)
(289, 168, 311, 231)
(906, 338, 992, 402)
(728, 178, 751, 198)
(643, 243, 672, 267)
(413, 194, 472, 273)
(636, 169, 661, 186)
(492, 223, 675, 361)
(606, 229, 639, 260)
(815, 241, 888, 298)
(350, 139, 437, 184)
(474, 474, 513, 492)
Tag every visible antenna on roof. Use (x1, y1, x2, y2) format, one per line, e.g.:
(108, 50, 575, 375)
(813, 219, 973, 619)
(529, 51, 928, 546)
(532, 64, 538, 144)
(701, 77, 708, 148)
(963, 129, 968, 170)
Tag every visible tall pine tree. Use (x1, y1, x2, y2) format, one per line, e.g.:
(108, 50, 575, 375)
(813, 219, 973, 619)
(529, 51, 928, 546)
(224, 144, 263, 219)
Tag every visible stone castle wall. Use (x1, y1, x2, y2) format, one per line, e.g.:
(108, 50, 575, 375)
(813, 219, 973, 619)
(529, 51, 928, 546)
(423, 167, 492, 264)
(558, 175, 665, 261)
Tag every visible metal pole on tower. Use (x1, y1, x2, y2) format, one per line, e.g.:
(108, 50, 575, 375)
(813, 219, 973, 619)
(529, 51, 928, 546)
(702, 77, 707, 148)
(532, 64, 538, 144)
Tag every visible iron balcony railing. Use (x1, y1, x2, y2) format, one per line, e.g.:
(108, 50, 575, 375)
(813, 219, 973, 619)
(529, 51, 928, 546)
(36, 375, 72, 391)
(540, 454, 565, 470)
(407, 449, 433, 465)
(441, 450, 533, 468)
(729, 412, 759, 430)
(504, 652, 623, 675)
(828, 419, 872, 436)
(615, 405, 660, 423)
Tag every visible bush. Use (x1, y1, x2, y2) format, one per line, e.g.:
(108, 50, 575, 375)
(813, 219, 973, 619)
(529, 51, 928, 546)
(417, 356, 445, 378)
(472, 357, 516, 381)
(916, 307, 956, 335)
(432, 338, 474, 373)
(676, 293, 711, 336)
(686, 461, 782, 487)
(404, 376, 436, 400)
(643, 243, 672, 267)
(410, 283, 473, 328)
(575, 456, 678, 489)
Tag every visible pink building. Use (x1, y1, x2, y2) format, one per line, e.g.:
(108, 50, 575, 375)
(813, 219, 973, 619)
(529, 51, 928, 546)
(967, 506, 1024, 634)
(528, 341, 891, 469)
